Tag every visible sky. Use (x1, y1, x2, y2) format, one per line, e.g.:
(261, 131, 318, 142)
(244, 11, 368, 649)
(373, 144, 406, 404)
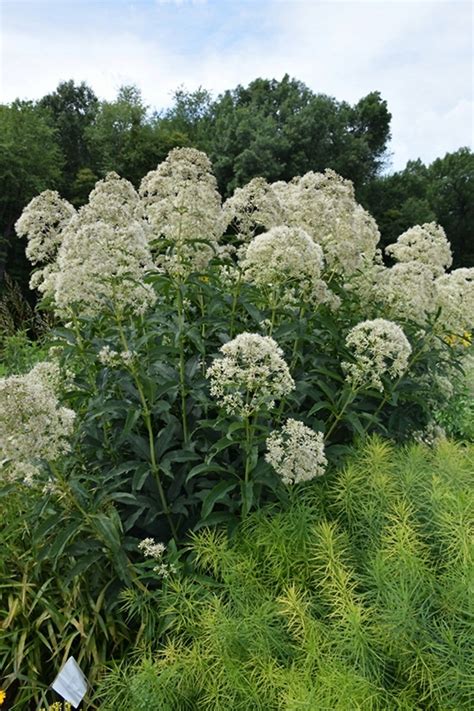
(0, 0, 472, 172)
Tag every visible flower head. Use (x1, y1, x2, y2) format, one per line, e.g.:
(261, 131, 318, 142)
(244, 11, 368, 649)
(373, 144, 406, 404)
(239, 225, 334, 306)
(140, 148, 222, 277)
(435, 268, 474, 336)
(222, 177, 285, 244)
(266, 419, 327, 485)
(206, 332, 295, 417)
(15, 190, 76, 295)
(138, 537, 166, 559)
(386, 222, 452, 276)
(342, 319, 412, 391)
(273, 170, 380, 277)
(0, 362, 76, 483)
(378, 262, 436, 324)
(54, 173, 156, 317)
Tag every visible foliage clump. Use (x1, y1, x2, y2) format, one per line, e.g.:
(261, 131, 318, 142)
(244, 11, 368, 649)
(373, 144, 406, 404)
(95, 439, 474, 710)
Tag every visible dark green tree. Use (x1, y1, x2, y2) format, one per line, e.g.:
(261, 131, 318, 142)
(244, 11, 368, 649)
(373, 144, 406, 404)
(39, 80, 98, 197)
(0, 101, 63, 288)
(162, 86, 213, 148)
(427, 148, 474, 267)
(206, 76, 391, 195)
(87, 86, 168, 186)
(364, 150, 473, 266)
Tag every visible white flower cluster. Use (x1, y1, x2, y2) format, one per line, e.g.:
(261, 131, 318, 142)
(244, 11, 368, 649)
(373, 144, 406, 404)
(0, 362, 75, 483)
(98, 345, 137, 368)
(222, 169, 379, 278)
(273, 170, 380, 277)
(239, 225, 334, 307)
(386, 223, 452, 276)
(206, 332, 295, 417)
(265, 418, 327, 485)
(222, 177, 284, 244)
(138, 537, 177, 578)
(342, 319, 412, 391)
(434, 268, 474, 336)
(15, 190, 76, 294)
(140, 148, 223, 278)
(54, 173, 156, 317)
(377, 262, 436, 324)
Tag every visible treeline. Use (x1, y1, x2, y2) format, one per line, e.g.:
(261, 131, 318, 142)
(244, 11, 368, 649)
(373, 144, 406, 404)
(1, 75, 472, 297)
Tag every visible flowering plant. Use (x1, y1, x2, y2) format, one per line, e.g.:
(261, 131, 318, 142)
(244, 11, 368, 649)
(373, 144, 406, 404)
(9, 147, 470, 544)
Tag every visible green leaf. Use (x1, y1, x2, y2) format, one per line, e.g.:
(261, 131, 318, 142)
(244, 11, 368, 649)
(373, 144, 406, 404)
(46, 521, 80, 562)
(226, 420, 245, 439)
(201, 481, 237, 520)
(241, 481, 254, 516)
(132, 464, 150, 491)
(92, 512, 122, 554)
(186, 462, 229, 483)
(194, 511, 238, 530)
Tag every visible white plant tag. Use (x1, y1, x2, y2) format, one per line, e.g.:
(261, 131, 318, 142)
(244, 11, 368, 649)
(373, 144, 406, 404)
(51, 656, 88, 708)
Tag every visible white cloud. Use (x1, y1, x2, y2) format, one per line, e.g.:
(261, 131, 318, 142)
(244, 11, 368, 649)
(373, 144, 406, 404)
(0, 0, 471, 171)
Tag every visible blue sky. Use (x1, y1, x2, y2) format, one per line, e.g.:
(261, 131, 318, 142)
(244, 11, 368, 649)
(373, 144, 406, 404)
(1, 0, 472, 172)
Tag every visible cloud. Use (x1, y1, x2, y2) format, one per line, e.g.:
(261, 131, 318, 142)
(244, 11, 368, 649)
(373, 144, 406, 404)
(0, 0, 471, 171)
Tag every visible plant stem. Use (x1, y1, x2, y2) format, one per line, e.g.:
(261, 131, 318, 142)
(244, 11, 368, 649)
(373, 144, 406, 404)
(244, 415, 253, 484)
(268, 288, 278, 337)
(229, 271, 242, 338)
(324, 387, 356, 442)
(289, 305, 306, 372)
(114, 310, 178, 540)
(175, 284, 189, 445)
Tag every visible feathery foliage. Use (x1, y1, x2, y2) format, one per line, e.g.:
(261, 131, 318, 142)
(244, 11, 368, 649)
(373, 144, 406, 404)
(95, 438, 474, 710)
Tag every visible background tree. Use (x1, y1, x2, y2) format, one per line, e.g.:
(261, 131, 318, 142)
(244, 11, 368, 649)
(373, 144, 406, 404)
(87, 85, 178, 187)
(39, 80, 98, 199)
(363, 149, 473, 267)
(427, 148, 474, 267)
(0, 101, 63, 289)
(205, 76, 391, 196)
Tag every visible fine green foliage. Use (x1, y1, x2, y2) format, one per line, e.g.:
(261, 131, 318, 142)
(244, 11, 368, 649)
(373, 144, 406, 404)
(0, 330, 48, 377)
(435, 354, 474, 442)
(95, 438, 474, 711)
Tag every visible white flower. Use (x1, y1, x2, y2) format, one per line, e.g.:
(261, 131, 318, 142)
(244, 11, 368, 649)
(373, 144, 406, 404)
(138, 537, 166, 559)
(0, 362, 76, 483)
(378, 262, 436, 324)
(206, 332, 295, 417)
(413, 422, 446, 448)
(239, 226, 334, 307)
(265, 419, 327, 485)
(434, 268, 474, 335)
(54, 173, 156, 317)
(98, 346, 137, 368)
(222, 177, 285, 244)
(15, 190, 76, 295)
(386, 222, 452, 276)
(140, 148, 223, 277)
(272, 170, 380, 277)
(342, 319, 412, 391)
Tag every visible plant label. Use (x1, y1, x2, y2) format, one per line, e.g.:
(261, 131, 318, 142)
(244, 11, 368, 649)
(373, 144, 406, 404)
(51, 656, 88, 708)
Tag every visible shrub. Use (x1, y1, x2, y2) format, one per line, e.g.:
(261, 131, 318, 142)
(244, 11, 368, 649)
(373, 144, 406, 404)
(95, 438, 474, 710)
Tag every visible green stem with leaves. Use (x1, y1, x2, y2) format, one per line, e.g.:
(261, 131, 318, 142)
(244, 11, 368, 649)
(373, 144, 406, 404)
(229, 270, 242, 339)
(175, 283, 189, 445)
(114, 309, 178, 540)
(324, 386, 358, 442)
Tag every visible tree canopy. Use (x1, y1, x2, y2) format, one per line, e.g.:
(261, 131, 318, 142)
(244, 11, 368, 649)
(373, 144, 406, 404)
(0, 76, 471, 301)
